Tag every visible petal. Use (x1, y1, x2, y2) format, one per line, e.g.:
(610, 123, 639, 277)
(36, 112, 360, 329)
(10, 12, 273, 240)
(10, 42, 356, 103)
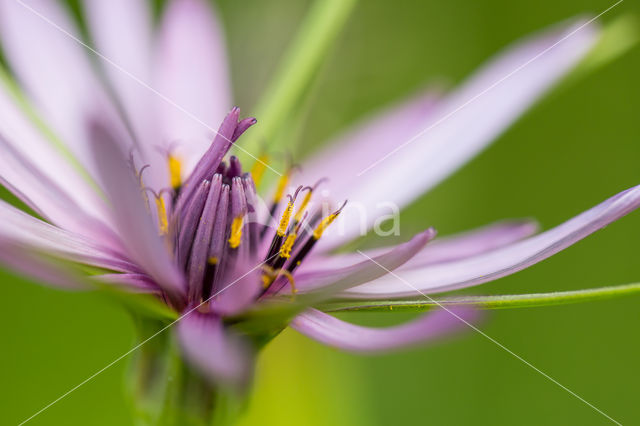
(312, 220, 538, 270)
(177, 312, 253, 388)
(343, 184, 640, 298)
(295, 89, 441, 190)
(89, 122, 186, 298)
(154, 0, 232, 172)
(291, 228, 436, 294)
(0, 73, 114, 233)
(0, 199, 133, 272)
(290, 307, 478, 353)
(310, 19, 598, 249)
(0, 0, 124, 173)
(0, 237, 86, 290)
(83, 0, 166, 189)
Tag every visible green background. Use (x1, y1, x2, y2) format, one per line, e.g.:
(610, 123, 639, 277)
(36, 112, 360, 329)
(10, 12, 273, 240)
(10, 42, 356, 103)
(2, 0, 640, 424)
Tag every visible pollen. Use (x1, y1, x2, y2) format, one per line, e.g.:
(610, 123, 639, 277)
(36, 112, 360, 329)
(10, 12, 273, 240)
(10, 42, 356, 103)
(250, 153, 269, 187)
(313, 201, 347, 239)
(155, 195, 169, 236)
(294, 190, 312, 223)
(279, 233, 297, 258)
(168, 154, 182, 190)
(208, 256, 219, 265)
(273, 172, 290, 203)
(228, 216, 244, 249)
(277, 200, 294, 237)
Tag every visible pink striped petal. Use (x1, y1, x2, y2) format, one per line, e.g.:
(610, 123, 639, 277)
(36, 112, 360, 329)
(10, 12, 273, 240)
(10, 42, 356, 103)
(177, 312, 253, 388)
(154, 0, 232, 172)
(310, 19, 598, 250)
(343, 184, 640, 299)
(291, 307, 478, 353)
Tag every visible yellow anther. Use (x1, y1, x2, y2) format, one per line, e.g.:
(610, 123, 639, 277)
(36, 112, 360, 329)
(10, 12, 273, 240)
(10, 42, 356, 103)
(261, 273, 272, 288)
(208, 256, 219, 265)
(168, 155, 182, 190)
(261, 266, 297, 294)
(279, 233, 297, 258)
(250, 154, 269, 187)
(277, 201, 294, 237)
(313, 213, 339, 240)
(273, 173, 290, 203)
(279, 269, 297, 295)
(228, 216, 244, 249)
(155, 196, 169, 236)
(293, 190, 312, 223)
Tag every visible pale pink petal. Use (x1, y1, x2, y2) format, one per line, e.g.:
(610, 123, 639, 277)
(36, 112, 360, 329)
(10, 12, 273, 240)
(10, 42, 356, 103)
(291, 307, 478, 353)
(310, 220, 538, 271)
(177, 312, 253, 388)
(0, 199, 133, 272)
(343, 184, 640, 298)
(0, 78, 114, 232)
(0, 238, 86, 290)
(83, 0, 167, 190)
(291, 229, 435, 294)
(90, 122, 186, 298)
(154, 0, 232, 172)
(312, 19, 598, 249)
(0, 0, 126, 174)
(295, 90, 440, 189)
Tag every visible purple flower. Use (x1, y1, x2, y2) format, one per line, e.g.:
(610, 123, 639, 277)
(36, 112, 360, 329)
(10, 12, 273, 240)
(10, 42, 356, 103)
(0, 0, 638, 394)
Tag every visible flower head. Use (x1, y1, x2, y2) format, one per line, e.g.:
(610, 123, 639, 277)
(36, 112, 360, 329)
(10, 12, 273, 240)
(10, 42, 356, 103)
(0, 0, 639, 397)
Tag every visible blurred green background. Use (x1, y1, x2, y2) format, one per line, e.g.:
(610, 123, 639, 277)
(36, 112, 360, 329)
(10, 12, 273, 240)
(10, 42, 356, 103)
(2, 0, 640, 424)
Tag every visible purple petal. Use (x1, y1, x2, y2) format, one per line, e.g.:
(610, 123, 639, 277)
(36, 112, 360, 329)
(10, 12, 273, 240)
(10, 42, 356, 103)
(305, 19, 598, 250)
(90, 122, 186, 298)
(177, 311, 253, 388)
(292, 229, 436, 294)
(344, 184, 640, 298)
(187, 176, 223, 301)
(291, 307, 478, 353)
(154, 0, 232, 172)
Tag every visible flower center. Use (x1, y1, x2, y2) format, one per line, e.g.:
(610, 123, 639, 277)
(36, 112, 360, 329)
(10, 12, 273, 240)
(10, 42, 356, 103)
(136, 109, 345, 309)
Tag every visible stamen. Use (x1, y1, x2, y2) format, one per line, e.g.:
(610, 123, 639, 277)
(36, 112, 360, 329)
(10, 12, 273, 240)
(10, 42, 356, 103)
(250, 153, 269, 187)
(168, 154, 182, 190)
(273, 172, 289, 204)
(155, 196, 169, 235)
(313, 200, 347, 239)
(228, 216, 244, 249)
(143, 188, 171, 235)
(261, 265, 297, 295)
(277, 195, 294, 237)
(279, 233, 296, 259)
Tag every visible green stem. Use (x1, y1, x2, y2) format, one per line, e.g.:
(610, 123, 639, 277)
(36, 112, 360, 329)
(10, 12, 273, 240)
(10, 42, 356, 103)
(320, 282, 640, 313)
(238, 0, 357, 163)
(126, 317, 244, 426)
